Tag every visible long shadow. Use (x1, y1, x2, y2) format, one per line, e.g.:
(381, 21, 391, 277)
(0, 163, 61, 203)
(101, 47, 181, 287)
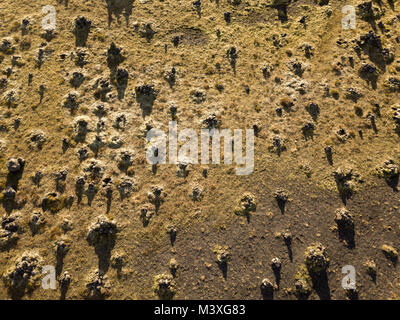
(135, 85, 157, 118)
(86, 186, 97, 206)
(334, 182, 353, 205)
(218, 261, 228, 279)
(325, 147, 333, 165)
(60, 281, 70, 300)
(75, 183, 84, 204)
(168, 228, 176, 246)
(8, 287, 26, 300)
(56, 181, 66, 194)
(346, 289, 359, 300)
(116, 68, 128, 100)
(6, 163, 25, 191)
(165, 67, 176, 88)
(276, 5, 288, 23)
(386, 175, 399, 192)
(139, 23, 156, 42)
(284, 237, 293, 262)
(338, 226, 355, 249)
(305, 103, 320, 122)
(58, 0, 69, 7)
(0, 235, 18, 252)
(273, 269, 281, 288)
(310, 271, 331, 300)
(2, 197, 25, 214)
(302, 124, 314, 141)
(105, 0, 134, 26)
(73, 17, 91, 47)
(95, 241, 115, 274)
(276, 198, 287, 214)
(56, 254, 65, 277)
(106, 189, 112, 213)
(359, 42, 386, 71)
(261, 287, 273, 300)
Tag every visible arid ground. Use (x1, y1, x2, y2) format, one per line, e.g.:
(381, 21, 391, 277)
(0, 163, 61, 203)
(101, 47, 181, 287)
(0, 0, 400, 300)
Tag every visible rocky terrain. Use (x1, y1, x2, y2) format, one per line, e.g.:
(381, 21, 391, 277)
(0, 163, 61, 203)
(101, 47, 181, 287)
(0, 0, 400, 300)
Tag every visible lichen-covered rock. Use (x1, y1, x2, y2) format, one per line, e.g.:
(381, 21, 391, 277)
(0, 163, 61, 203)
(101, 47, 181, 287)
(73, 116, 91, 142)
(27, 130, 47, 150)
(110, 251, 126, 271)
(107, 42, 125, 68)
(42, 192, 68, 213)
(381, 244, 398, 261)
(3, 251, 43, 298)
(376, 159, 399, 182)
(169, 258, 178, 274)
(333, 167, 361, 198)
(271, 257, 282, 272)
(334, 207, 354, 231)
(87, 215, 117, 247)
(139, 204, 154, 226)
(213, 245, 231, 265)
(147, 185, 166, 208)
(83, 269, 111, 299)
(7, 157, 24, 173)
(260, 278, 274, 297)
(116, 176, 136, 198)
(364, 260, 376, 279)
(62, 91, 80, 113)
(29, 212, 46, 235)
(54, 239, 70, 259)
(268, 135, 287, 155)
(201, 113, 221, 129)
(294, 264, 312, 299)
(153, 273, 176, 300)
(117, 149, 134, 170)
(82, 159, 105, 179)
(304, 242, 329, 274)
(234, 193, 256, 216)
(176, 159, 191, 177)
(189, 184, 203, 201)
(0, 213, 20, 248)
